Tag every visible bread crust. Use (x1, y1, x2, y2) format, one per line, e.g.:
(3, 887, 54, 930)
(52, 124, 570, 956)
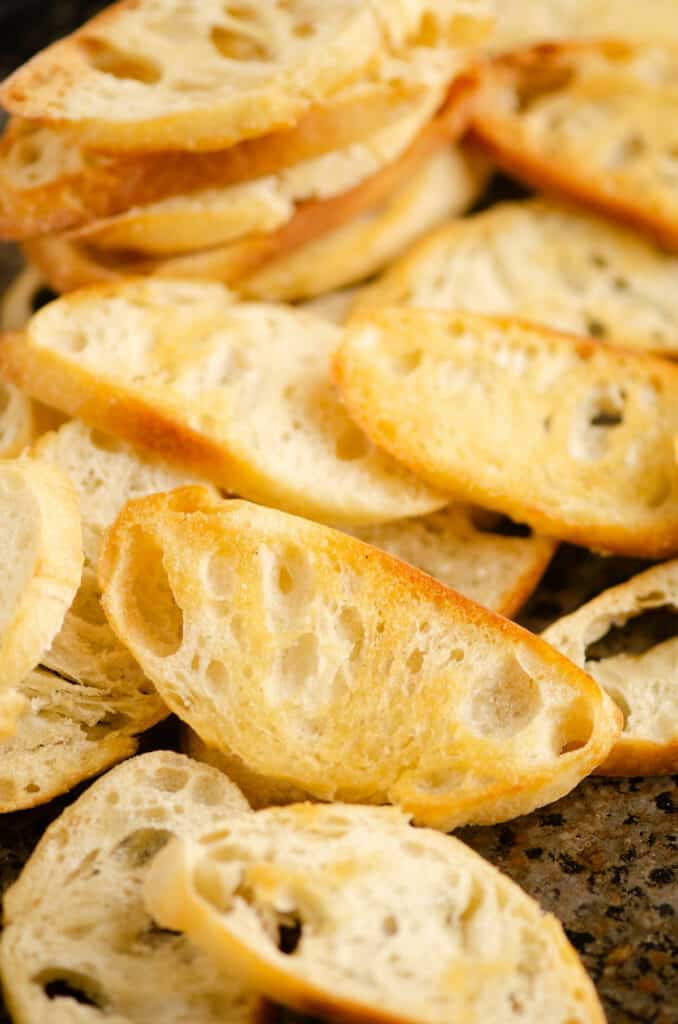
(335, 309, 678, 557)
(470, 40, 678, 251)
(99, 490, 620, 831)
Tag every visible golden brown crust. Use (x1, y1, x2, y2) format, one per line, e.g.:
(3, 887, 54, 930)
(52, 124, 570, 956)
(595, 737, 678, 776)
(0, 85, 426, 241)
(470, 41, 678, 251)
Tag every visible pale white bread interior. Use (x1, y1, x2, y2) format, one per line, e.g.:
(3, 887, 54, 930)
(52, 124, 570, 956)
(69, 85, 449, 257)
(335, 309, 678, 557)
(543, 560, 678, 776)
(144, 803, 605, 1024)
(0, 751, 265, 1024)
(0, 458, 82, 703)
(0, 375, 33, 458)
(0, 0, 488, 152)
(0, 80, 441, 242)
(2, 280, 446, 525)
(298, 287, 363, 324)
(21, 88, 476, 295)
(486, 0, 678, 53)
(358, 197, 678, 357)
(238, 147, 489, 301)
(99, 489, 620, 831)
(471, 40, 678, 251)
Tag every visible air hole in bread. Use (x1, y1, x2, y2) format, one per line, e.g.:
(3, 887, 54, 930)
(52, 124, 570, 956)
(204, 552, 235, 598)
(153, 767, 189, 793)
(587, 318, 607, 339)
(278, 918, 302, 954)
(293, 21, 314, 37)
(206, 659, 229, 688)
(468, 657, 541, 738)
(335, 423, 370, 461)
(382, 914, 399, 936)
(585, 605, 678, 661)
(136, 922, 182, 949)
(224, 3, 256, 18)
(62, 331, 88, 353)
(280, 634, 318, 693)
(211, 25, 271, 61)
(389, 348, 423, 376)
(570, 386, 626, 461)
(338, 606, 365, 663)
(406, 649, 424, 674)
(79, 37, 162, 83)
(114, 828, 173, 868)
(554, 699, 594, 756)
(70, 583, 108, 626)
(515, 65, 575, 113)
(470, 509, 532, 538)
(191, 775, 230, 806)
(38, 970, 106, 1010)
(606, 134, 646, 171)
(88, 429, 124, 454)
(122, 528, 184, 657)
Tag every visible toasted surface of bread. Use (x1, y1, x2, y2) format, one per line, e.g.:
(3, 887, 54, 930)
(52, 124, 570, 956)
(335, 309, 678, 556)
(0, 459, 82, 709)
(99, 489, 620, 830)
(544, 561, 678, 775)
(0, 751, 265, 1023)
(2, 281, 446, 525)
(472, 40, 678, 250)
(144, 802, 605, 1024)
(239, 148, 489, 301)
(0, 0, 486, 152)
(358, 197, 678, 356)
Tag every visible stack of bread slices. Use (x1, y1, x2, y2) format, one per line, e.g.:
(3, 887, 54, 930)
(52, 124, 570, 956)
(3, 2, 678, 1023)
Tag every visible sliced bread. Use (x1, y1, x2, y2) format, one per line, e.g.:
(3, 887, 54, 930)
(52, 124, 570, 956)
(0, 459, 82, 711)
(543, 561, 678, 775)
(358, 197, 678, 357)
(0, 751, 266, 1023)
(0, 265, 54, 331)
(471, 40, 678, 250)
(238, 148, 489, 301)
(1, 281, 446, 525)
(0, 375, 33, 458)
(0, 0, 486, 152)
(144, 802, 605, 1024)
(334, 309, 678, 556)
(99, 489, 620, 830)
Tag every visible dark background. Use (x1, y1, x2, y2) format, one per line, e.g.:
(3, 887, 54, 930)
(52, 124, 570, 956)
(0, 0, 106, 79)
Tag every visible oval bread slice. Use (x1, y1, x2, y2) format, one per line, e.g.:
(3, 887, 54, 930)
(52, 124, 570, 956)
(144, 803, 605, 1024)
(99, 489, 620, 830)
(0, 751, 266, 1024)
(0, 0, 484, 152)
(0, 375, 33, 458)
(1, 281, 446, 525)
(334, 309, 678, 557)
(544, 560, 678, 775)
(471, 40, 678, 250)
(357, 197, 678, 357)
(0, 458, 82, 702)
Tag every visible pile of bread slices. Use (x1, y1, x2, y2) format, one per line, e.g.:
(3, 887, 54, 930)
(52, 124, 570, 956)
(1, 2, 678, 1023)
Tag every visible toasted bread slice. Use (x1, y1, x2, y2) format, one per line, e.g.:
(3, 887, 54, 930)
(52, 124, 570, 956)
(239, 148, 489, 301)
(0, 0, 486, 152)
(23, 90, 472, 294)
(543, 561, 678, 775)
(472, 40, 678, 250)
(357, 197, 678, 357)
(0, 83, 435, 241)
(335, 309, 678, 557)
(70, 88, 448, 257)
(0, 751, 266, 1024)
(2, 282, 445, 525)
(99, 490, 620, 830)
(0, 459, 82, 716)
(144, 803, 605, 1024)
(0, 265, 54, 331)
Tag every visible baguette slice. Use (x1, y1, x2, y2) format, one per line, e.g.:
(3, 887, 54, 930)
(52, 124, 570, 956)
(0, 83, 428, 241)
(144, 803, 605, 1024)
(358, 197, 678, 356)
(543, 561, 678, 775)
(0, 0, 486, 152)
(335, 309, 678, 557)
(239, 148, 489, 301)
(1, 281, 446, 525)
(0, 459, 82, 711)
(0, 265, 54, 331)
(23, 89, 472, 295)
(471, 40, 678, 251)
(69, 85, 448, 257)
(0, 375, 33, 457)
(99, 489, 620, 830)
(0, 751, 266, 1024)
